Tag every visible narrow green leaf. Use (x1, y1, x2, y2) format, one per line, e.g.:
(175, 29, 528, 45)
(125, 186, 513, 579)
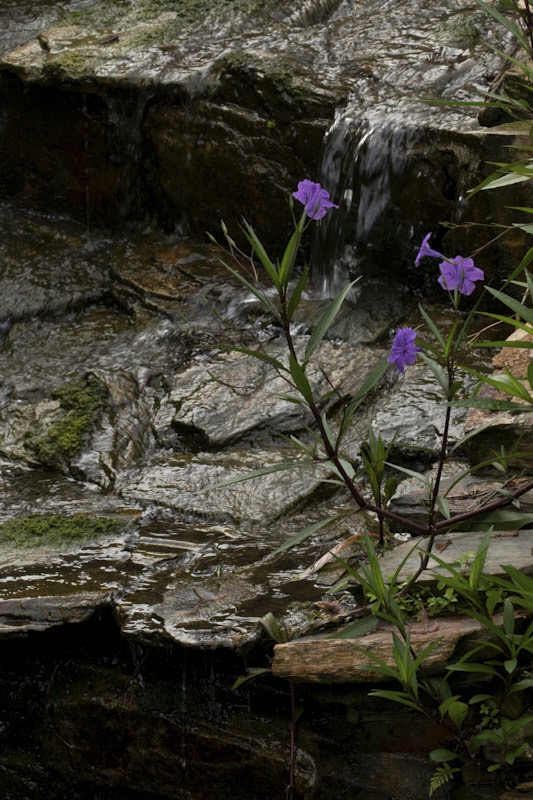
(278, 228, 302, 285)
(418, 303, 445, 349)
(288, 352, 314, 404)
(436, 496, 451, 519)
(368, 689, 422, 712)
(305, 280, 359, 361)
(272, 515, 342, 554)
(419, 353, 449, 395)
(503, 599, 515, 637)
(325, 615, 379, 639)
(485, 285, 533, 325)
(218, 260, 280, 318)
(286, 265, 309, 320)
(232, 667, 271, 689)
(220, 344, 287, 372)
(241, 220, 280, 288)
(446, 663, 501, 677)
(216, 460, 308, 488)
(338, 360, 389, 441)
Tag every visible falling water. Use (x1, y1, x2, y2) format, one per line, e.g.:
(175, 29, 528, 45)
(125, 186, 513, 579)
(311, 95, 485, 298)
(310, 106, 421, 297)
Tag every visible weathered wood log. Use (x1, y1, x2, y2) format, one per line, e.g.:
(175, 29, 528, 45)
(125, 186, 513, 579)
(272, 614, 491, 683)
(273, 528, 533, 683)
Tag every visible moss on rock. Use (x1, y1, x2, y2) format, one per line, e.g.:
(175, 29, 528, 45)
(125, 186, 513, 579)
(25, 377, 108, 471)
(66, 0, 266, 32)
(0, 514, 128, 548)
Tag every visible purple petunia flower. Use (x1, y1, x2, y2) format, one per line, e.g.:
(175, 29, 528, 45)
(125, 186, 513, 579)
(292, 179, 339, 220)
(414, 232, 444, 267)
(438, 256, 485, 296)
(387, 326, 420, 373)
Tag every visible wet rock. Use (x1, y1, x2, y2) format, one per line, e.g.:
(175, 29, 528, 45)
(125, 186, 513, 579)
(0, 369, 153, 489)
(118, 447, 331, 525)
(144, 96, 329, 253)
(154, 339, 384, 448)
(369, 360, 471, 460)
(272, 612, 503, 683)
(0, 592, 112, 636)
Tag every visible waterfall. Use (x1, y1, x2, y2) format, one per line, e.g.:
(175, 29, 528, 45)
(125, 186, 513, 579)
(308, 51, 495, 302)
(311, 104, 423, 298)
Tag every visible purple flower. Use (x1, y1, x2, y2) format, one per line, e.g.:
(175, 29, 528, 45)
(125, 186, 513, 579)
(414, 232, 444, 267)
(387, 327, 420, 373)
(292, 180, 339, 220)
(438, 256, 484, 296)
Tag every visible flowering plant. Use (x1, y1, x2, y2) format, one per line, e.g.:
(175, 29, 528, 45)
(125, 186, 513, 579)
(214, 173, 533, 794)
(215, 180, 533, 563)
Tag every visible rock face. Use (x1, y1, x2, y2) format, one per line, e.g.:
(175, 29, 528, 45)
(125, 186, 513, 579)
(0, 0, 529, 275)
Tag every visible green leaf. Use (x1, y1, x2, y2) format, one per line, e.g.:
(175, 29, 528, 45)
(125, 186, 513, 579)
(436, 495, 451, 520)
(481, 170, 533, 189)
(418, 304, 446, 349)
(503, 599, 515, 637)
(286, 265, 309, 320)
(485, 284, 533, 325)
(241, 220, 280, 288)
(508, 678, 533, 694)
(446, 662, 501, 677)
(481, 370, 533, 404)
(272, 515, 342, 554)
(220, 345, 287, 373)
(278, 227, 302, 285)
(325, 615, 379, 639)
(305, 280, 359, 361)
(504, 658, 518, 674)
(430, 748, 458, 763)
(217, 260, 280, 318)
(216, 459, 308, 488)
(260, 612, 291, 643)
(232, 667, 271, 689)
(338, 360, 389, 441)
(447, 700, 469, 730)
(474, 0, 528, 48)
(287, 352, 313, 403)
(419, 353, 449, 395)
(368, 689, 422, 712)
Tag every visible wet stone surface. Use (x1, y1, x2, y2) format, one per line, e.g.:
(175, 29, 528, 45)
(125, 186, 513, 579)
(0, 203, 530, 658)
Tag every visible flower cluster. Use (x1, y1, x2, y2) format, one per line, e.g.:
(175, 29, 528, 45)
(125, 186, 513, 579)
(415, 232, 484, 297)
(387, 233, 484, 374)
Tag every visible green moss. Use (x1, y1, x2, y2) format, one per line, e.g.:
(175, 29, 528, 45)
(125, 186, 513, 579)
(43, 51, 93, 81)
(217, 50, 310, 107)
(67, 0, 266, 31)
(0, 514, 128, 548)
(443, 12, 484, 47)
(25, 378, 108, 471)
